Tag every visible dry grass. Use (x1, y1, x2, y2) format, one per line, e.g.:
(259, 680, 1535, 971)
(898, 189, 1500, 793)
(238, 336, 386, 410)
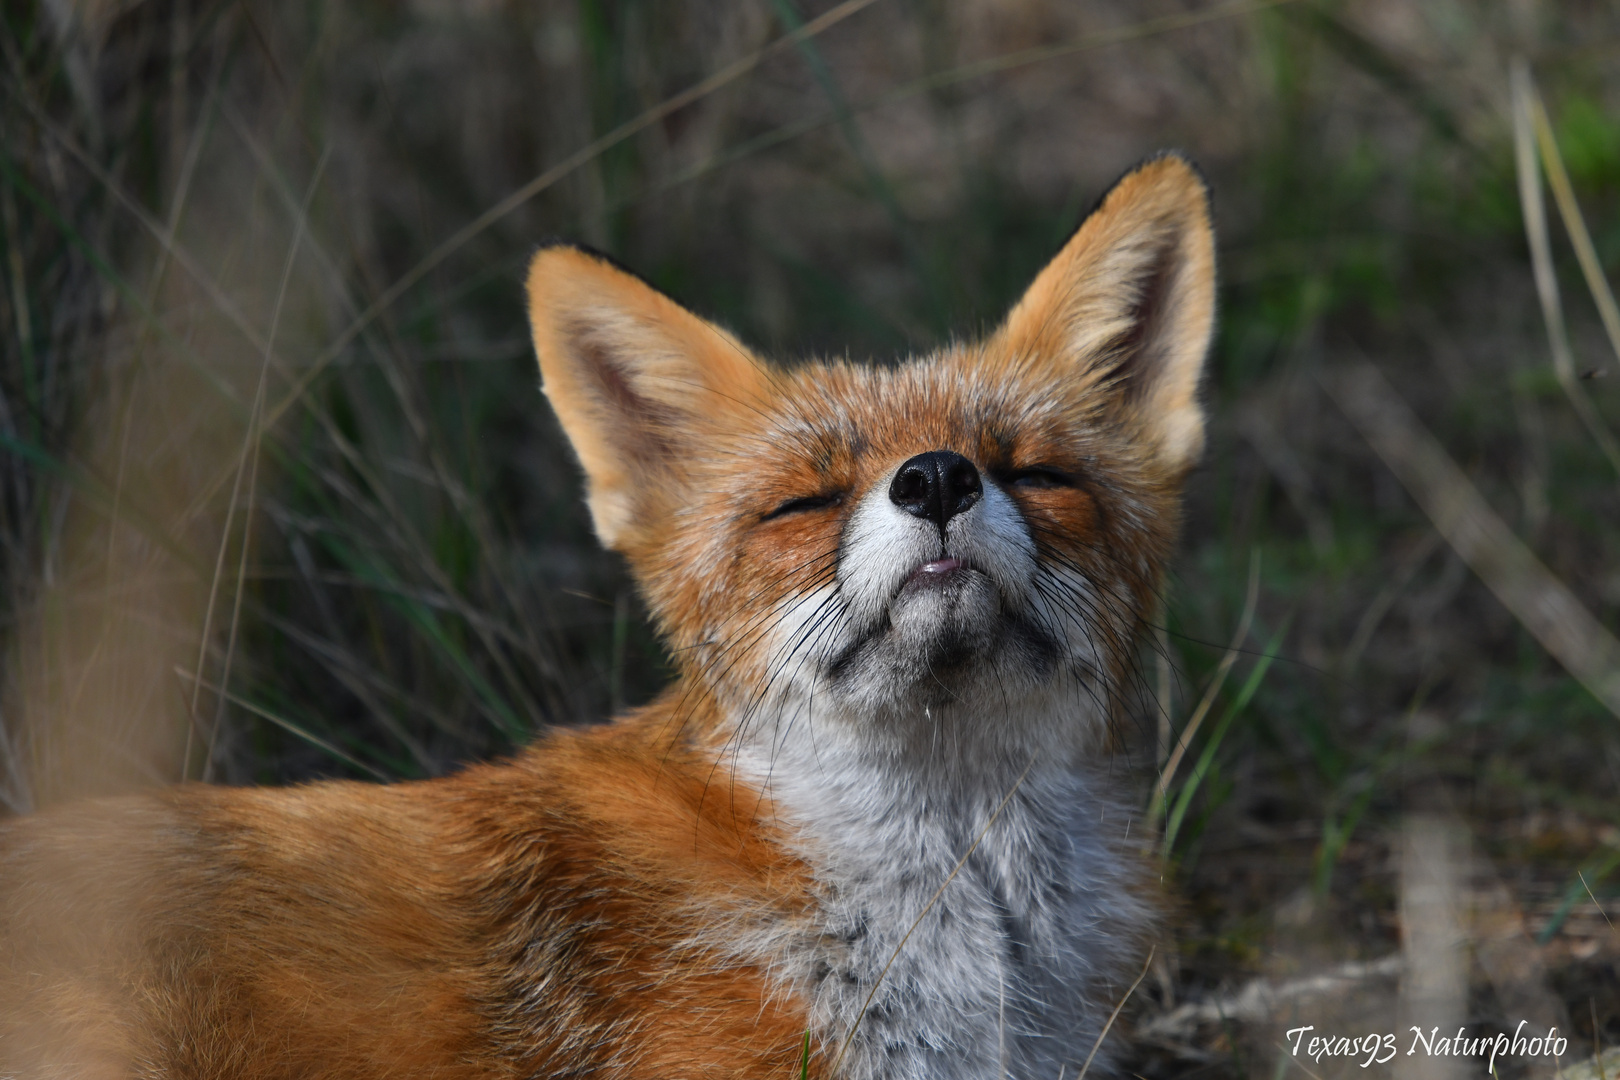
(1, 1, 1618, 1075)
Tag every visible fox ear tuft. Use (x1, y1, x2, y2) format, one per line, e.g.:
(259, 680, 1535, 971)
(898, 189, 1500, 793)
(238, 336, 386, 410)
(999, 153, 1216, 475)
(526, 245, 770, 551)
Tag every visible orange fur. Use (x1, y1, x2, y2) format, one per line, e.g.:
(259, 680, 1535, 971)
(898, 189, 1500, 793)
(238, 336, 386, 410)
(2, 703, 816, 1077)
(0, 154, 1216, 1078)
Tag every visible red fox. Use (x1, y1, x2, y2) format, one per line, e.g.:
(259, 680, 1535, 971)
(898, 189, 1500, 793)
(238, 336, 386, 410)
(0, 153, 1214, 1079)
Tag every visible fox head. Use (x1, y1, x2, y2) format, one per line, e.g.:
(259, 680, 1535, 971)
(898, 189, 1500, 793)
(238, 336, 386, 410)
(526, 154, 1214, 769)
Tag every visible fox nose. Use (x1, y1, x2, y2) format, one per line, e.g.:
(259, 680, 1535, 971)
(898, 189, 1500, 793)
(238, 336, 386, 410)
(889, 450, 983, 532)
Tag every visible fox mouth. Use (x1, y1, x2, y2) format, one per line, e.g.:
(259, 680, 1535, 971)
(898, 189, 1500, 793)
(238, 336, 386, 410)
(895, 556, 976, 597)
(824, 566, 1059, 700)
(817, 478, 1060, 703)
(823, 557, 1007, 679)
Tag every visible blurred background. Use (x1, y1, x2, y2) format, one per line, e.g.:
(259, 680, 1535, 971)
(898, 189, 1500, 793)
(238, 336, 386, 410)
(0, 0, 1616, 1075)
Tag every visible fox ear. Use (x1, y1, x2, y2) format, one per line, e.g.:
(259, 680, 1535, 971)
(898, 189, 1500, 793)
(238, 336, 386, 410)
(999, 153, 1216, 475)
(526, 244, 770, 551)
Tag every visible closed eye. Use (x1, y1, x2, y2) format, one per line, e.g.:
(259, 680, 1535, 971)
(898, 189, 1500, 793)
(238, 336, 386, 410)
(996, 466, 1077, 490)
(761, 492, 845, 522)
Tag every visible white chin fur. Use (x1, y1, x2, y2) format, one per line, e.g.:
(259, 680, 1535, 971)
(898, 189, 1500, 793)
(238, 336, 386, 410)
(738, 462, 1121, 736)
(837, 476, 1036, 632)
(826, 470, 1048, 709)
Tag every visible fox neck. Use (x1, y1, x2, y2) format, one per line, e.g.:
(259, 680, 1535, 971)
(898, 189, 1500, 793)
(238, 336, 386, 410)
(710, 671, 1112, 795)
(722, 690, 1090, 842)
(707, 682, 1143, 1079)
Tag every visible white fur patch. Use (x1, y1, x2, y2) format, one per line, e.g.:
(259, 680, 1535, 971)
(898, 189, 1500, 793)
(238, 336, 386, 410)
(731, 724, 1148, 1080)
(838, 475, 1036, 634)
(716, 456, 1151, 1080)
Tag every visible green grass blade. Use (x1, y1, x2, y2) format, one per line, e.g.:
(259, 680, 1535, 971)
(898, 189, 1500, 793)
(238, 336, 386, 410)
(1164, 618, 1292, 857)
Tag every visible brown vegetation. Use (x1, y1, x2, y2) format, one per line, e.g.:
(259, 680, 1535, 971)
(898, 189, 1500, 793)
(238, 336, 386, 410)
(0, 1, 1616, 1076)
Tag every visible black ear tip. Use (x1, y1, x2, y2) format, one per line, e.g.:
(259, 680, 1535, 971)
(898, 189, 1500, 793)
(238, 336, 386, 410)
(1112, 151, 1213, 220)
(530, 239, 678, 305)
(533, 237, 647, 280)
(1059, 151, 1214, 253)
(1140, 150, 1212, 203)
(1092, 150, 1213, 221)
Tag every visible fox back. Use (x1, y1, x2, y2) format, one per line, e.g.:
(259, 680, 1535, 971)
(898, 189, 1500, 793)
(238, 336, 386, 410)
(0, 153, 1216, 1080)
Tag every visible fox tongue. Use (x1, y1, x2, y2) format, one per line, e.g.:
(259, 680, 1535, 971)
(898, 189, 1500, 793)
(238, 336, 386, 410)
(903, 558, 963, 589)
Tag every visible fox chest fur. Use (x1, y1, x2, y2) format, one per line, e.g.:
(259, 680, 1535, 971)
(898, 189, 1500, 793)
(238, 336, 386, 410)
(0, 153, 1215, 1079)
(751, 744, 1149, 1080)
